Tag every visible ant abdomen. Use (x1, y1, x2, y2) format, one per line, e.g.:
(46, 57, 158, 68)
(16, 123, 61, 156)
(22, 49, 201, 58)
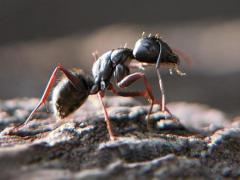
(51, 69, 93, 118)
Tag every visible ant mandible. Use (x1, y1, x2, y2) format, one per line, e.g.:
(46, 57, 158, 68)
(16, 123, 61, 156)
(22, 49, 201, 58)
(16, 33, 187, 140)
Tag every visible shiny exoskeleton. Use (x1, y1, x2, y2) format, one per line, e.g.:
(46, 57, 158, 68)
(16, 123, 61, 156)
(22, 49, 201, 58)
(52, 69, 93, 118)
(19, 33, 186, 140)
(53, 48, 134, 119)
(133, 35, 179, 65)
(90, 48, 133, 94)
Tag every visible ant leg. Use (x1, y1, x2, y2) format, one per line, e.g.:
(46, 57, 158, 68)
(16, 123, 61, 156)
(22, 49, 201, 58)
(156, 68, 166, 112)
(97, 92, 116, 141)
(110, 85, 154, 129)
(153, 99, 173, 116)
(155, 42, 167, 112)
(116, 72, 155, 129)
(156, 42, 174, 118)
(156, 41, 172, 114)
(19, 64, 81, 127)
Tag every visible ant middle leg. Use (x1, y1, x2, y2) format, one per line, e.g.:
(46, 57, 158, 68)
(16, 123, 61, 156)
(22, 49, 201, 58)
(115, 72, 156, 129)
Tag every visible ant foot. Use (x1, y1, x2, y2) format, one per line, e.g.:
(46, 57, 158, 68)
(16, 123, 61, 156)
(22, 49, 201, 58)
(1, 125, 20, 136)
(171, 116, 180, 123)
(109, 135, 118, 141)
(160, 110, 171, 120)
(160, 110, 180, 124)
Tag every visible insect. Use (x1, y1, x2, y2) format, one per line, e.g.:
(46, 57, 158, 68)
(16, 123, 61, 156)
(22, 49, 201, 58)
(18, 48, 155, 140)
(15, 33, 187, 140)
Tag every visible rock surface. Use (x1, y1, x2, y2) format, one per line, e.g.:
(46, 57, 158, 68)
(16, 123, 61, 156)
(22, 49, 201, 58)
(0, 96, 240, 179)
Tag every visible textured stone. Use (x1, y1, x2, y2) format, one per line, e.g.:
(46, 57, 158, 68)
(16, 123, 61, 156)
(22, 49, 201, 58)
(0, 96, 239, 179)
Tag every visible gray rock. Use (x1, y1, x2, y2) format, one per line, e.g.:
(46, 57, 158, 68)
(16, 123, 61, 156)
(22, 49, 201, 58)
(0, 97, 239, 179)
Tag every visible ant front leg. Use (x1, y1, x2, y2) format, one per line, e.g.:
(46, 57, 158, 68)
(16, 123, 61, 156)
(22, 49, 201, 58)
(115, 72, 155, 129)
(156, 68, 166, 112)
(129, 61, 171, 115)
(17, 64, 80, 128)
(155, 42, 175, 119)
(155, 42, 166, 112)
(154, 71, 174, 118)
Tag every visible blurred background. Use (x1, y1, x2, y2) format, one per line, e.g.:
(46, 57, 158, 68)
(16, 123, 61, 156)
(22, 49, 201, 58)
(0, 0, 240, 117)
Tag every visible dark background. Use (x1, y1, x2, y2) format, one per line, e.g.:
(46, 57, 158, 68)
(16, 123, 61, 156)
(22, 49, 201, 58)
(0, 0, 240, 116)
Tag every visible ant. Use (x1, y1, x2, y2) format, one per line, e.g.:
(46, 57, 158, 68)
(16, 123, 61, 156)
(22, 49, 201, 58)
(14, 33, 187, 140)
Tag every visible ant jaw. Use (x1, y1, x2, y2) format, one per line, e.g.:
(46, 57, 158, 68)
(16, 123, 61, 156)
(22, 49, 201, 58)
(161, 63, 186, 76)
(173, 64, 186, 76)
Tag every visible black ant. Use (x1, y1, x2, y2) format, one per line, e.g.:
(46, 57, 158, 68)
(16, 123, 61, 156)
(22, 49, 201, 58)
(14, 33, 187, 140)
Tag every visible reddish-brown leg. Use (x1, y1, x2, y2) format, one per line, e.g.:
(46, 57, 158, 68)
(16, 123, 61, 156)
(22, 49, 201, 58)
(97, 92, 116, 140)
(116, 72, 156, 129)
(156, 68, 166, 112)
(129, 62, 173, 116)
(110, 85, 154, 129)
(18, 64, 81, 127)
(155, 42, 168, 113)
(153, 99, 173, 116)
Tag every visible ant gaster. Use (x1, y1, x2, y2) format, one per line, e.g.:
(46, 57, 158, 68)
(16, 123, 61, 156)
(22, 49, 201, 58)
(18, 33, 187, 140)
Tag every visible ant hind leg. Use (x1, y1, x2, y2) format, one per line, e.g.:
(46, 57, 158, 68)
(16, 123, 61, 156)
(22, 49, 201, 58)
(15, 64, 81, 129)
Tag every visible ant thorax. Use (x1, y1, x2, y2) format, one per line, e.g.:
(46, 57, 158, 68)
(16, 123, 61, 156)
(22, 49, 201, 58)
(91, 48, 133, 92)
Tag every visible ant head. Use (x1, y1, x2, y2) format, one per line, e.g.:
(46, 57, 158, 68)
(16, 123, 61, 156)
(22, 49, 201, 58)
(133, 35, 160, 63)
(133, 34, 179, 66)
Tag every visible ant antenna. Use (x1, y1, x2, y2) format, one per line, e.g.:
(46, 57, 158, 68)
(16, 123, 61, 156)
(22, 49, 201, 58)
(141, 32, 145, 37)
(148, 33, 152, 37)
(124, 43, 128, 48)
